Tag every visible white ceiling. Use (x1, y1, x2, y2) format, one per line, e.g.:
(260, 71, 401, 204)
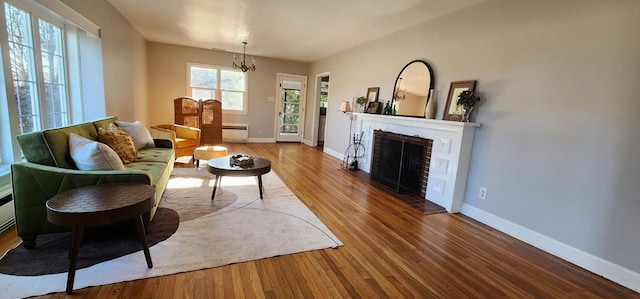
(106, 0, 484, 63)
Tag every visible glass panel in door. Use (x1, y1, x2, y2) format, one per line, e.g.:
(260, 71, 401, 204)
(280, 88, 300, 134)
(277, 75, 305, 142)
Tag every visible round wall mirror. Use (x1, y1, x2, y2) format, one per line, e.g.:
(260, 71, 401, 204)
(392, 60, 434, 117)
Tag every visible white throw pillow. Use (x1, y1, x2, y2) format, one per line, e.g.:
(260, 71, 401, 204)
(108, 122, 120, 133)
(69, 133, 126, 171)
(115, 120, 155, 150)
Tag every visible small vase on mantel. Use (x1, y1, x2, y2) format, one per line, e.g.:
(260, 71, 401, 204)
(425, 98, 436, 119)
(461, 106, 474, 122)
(457, 90, 480, 122)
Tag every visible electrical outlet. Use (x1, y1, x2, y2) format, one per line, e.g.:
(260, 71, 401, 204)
(479, 187, 487, 200)
(258, 129, 263, 135)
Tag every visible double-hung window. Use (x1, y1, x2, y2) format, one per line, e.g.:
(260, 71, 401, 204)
(5, 2, 68, 133)
(188, 63, 248, 113)
(0, 0, 104, 174)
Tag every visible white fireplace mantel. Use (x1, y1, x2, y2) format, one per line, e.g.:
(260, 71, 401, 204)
(353, 113, 480, 213)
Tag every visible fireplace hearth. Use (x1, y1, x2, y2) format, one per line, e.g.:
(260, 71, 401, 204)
(371, 130, 432, 196)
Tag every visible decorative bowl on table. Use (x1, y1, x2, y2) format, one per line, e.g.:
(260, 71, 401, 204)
(230, 154, 254, 166)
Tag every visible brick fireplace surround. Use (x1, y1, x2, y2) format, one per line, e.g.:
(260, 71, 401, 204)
(353, 113, 480, 213)
(371, 130, 433, 198)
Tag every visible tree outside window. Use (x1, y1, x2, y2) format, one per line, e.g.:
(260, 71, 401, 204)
(4, 3, 68, 133)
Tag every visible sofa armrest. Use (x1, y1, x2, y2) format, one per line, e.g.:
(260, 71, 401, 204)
(150, 126, 175, 149)
(154, 138, 173, 149)
(11, 162, 153, 238)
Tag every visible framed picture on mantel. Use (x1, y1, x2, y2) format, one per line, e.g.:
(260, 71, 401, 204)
(366, 101, 380, 114)
(366, 87, 379, 103)
(443, 80, 476, 121)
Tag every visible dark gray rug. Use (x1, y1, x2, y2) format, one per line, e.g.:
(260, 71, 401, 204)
(0, 207, 179, 276)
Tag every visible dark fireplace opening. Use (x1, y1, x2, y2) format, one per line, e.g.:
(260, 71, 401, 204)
(371, 130, 432, 196)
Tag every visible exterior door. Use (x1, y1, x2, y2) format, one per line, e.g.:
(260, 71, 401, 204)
(276, 74, 306, 142)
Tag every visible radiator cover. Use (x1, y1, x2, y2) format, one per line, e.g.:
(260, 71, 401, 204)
(222, 123, 249, 143)
(0, 194, 14, 233)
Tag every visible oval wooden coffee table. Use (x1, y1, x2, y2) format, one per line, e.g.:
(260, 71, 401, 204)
(207, 156, 271, 200)
(46, 183, 155, 294)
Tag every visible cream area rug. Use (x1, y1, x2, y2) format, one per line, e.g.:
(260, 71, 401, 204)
(0, 167, 343, 298)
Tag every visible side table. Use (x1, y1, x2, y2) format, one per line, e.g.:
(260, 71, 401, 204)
(207, 156, 271, 200)
(46, 183, 155, 294)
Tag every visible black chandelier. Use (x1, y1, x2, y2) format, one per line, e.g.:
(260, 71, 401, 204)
(233, 42, 256, 73)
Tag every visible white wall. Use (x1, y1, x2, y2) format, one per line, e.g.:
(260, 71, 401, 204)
(61, 0, 148, 123)
(307, 0, 640, 282)
(146, 42, 309, 139)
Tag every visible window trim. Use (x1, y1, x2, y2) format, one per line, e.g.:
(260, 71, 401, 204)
(186, 62, 248, 115)
(34, 0, 99, 37)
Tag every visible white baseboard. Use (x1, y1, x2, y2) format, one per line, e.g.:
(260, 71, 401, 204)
(323, 147, 344, 161)
(248, 138, 275, 143)
(302, 139, 313, 146)
(460, 203, 640, 292)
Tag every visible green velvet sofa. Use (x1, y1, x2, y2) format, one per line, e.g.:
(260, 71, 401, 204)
(11, 117, 175, 249)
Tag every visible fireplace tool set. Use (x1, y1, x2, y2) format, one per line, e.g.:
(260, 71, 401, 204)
(342, 131, 365, 171)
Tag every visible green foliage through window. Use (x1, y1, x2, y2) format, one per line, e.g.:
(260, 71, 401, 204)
(189, 64, 247, 112)
(280, 88, 300, 133)
(320, 92, 328, 108)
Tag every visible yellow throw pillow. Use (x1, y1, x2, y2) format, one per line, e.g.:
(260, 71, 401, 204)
(98, 127, 138, 164)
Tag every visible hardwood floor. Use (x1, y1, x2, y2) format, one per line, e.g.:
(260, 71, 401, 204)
(1, 143, 637, 298)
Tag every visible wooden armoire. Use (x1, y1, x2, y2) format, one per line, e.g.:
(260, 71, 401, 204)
(173, 96, 222, 145)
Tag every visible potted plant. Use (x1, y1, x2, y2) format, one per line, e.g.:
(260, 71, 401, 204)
(356, 96, 367, 112)
(457, 90, 481, 122)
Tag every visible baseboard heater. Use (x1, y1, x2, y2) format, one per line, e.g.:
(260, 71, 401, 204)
(0, 193, 14, 233)
(222, 123, 249, 143)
